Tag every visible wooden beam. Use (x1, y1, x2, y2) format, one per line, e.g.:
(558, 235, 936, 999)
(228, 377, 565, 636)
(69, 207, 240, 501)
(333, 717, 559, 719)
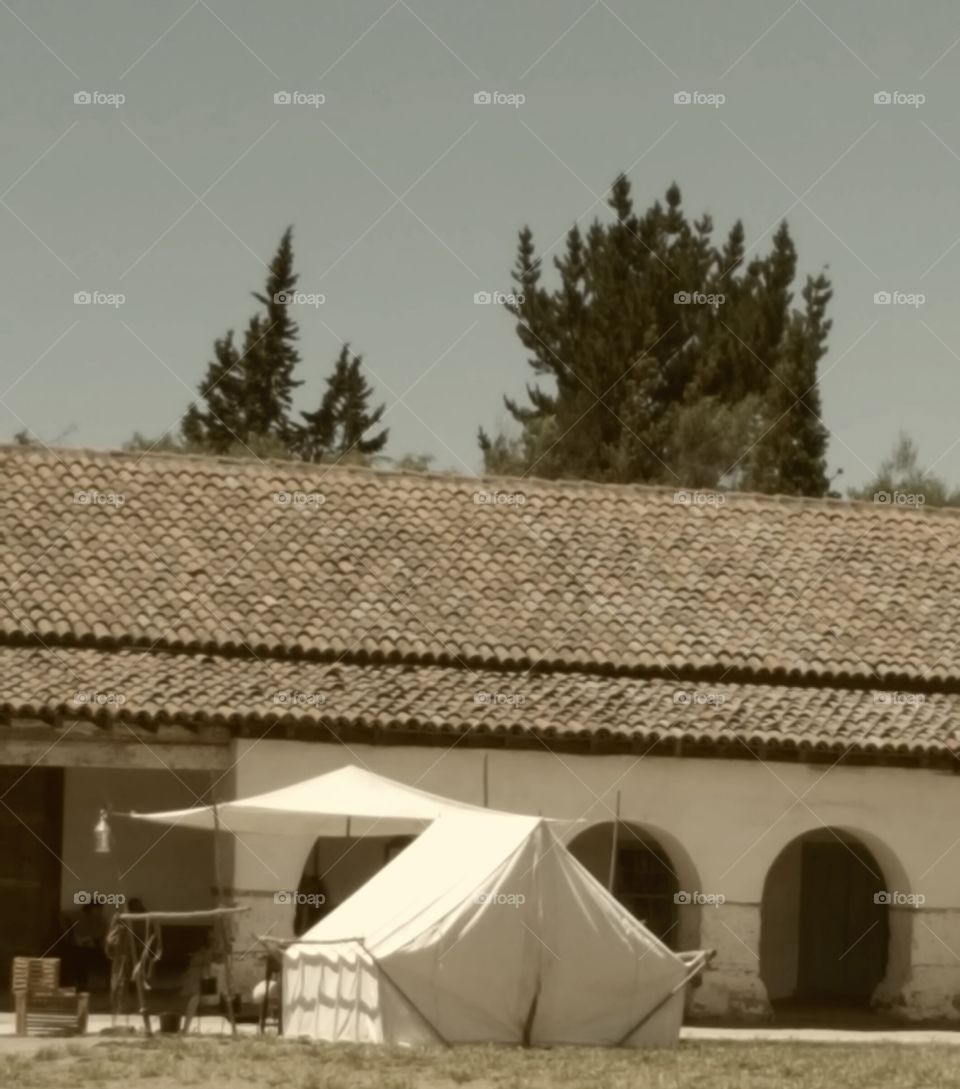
(0, 731, 230, 770)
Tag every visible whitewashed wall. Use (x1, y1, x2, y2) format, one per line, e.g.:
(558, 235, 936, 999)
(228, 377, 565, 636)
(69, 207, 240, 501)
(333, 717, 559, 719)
(224, 740, 960, 1019)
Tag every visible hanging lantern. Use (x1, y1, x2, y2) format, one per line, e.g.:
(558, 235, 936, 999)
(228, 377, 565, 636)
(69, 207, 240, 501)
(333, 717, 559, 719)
(93, 809, 112, 854)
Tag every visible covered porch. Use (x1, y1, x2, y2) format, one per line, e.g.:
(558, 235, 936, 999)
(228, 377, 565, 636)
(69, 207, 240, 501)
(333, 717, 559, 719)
(0, 717, 230, 1007)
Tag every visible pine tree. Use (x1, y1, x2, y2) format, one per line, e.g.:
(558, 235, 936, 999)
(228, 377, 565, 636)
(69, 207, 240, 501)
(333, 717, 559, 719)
(298, 345, 388, 462)
(182, 329, 248, 453)
(480, 178, 831, 496)
(182, 228, 303, 453)
(739, 271, 831, 496)
(247, 227, 302, 441)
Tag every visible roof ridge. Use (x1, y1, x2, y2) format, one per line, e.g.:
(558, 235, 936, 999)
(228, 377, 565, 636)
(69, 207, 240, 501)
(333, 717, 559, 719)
(0, 442, 953, 518)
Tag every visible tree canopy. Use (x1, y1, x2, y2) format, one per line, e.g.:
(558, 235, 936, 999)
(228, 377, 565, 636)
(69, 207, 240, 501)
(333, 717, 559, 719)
(180, 228, 388, 464)
(850, 433, 960, 507)
(480, 177, 832, 496)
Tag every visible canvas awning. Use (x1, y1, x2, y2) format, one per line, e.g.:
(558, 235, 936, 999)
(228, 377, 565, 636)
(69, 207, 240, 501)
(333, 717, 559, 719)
(125, 764, 504, 838)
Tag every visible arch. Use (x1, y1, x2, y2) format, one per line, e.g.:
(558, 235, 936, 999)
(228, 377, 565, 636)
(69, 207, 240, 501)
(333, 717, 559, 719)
(290, 833, 404, 933)
(567, 820, 701, 951)
(760, 826, 913, 1011)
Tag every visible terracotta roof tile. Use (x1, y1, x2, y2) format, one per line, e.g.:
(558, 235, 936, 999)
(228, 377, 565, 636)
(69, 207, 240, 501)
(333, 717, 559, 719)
(0, 445, 956, 688)
(0, 646, 952, 758)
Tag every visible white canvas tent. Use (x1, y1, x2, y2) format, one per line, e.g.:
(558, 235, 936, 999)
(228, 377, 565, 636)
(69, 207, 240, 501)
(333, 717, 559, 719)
(284, 811, 706, 1047)
(127, 765, 497, 838)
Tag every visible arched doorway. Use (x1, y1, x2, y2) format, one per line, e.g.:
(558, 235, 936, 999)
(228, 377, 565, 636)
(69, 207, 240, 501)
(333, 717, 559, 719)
(761, 829, 898, 1010)
(567, 821, 695, 949)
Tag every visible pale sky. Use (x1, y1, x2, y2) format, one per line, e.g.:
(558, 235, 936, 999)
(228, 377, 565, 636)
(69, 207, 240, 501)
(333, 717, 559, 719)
(3, 0, 960, 488)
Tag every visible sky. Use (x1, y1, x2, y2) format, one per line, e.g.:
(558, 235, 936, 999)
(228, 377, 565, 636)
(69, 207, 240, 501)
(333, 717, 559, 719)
(2, 0, 960, 489)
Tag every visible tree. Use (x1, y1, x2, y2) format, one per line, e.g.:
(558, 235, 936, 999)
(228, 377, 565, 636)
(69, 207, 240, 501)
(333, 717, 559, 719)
(247, 227, 303, 442)
(480, 177, 831, 496)
(297, 345, 389, 462)
(181, 329, 248, 452)
(124, 430, 297, 461)
(850, 433, 960, 507)
(182, 228, 302, 453)
(391, 453, 435, 473)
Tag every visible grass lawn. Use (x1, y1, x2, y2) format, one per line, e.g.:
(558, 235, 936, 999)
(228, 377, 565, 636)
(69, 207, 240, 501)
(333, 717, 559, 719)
(2, 1037, 960, 1089)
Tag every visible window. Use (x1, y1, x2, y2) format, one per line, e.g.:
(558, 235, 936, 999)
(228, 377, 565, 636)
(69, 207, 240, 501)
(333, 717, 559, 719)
(614, 838, 679, 947)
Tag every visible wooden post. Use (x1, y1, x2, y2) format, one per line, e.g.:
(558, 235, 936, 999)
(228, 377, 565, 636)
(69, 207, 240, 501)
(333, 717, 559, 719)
(130, 925, 151, 1037)
(607, 791, 621, 893)
(209, 789, 237, 1037)
(218, 913, 237, 1038)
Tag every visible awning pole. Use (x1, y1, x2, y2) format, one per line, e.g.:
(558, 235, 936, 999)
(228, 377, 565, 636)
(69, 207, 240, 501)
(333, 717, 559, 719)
(613, 950, 714, 1046)
(607, 791, 621, 892)
(209, 783, 237, 1037)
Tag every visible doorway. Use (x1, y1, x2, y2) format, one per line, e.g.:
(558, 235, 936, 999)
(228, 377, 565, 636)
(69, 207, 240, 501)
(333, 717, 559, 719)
(0, 766, 64, 994)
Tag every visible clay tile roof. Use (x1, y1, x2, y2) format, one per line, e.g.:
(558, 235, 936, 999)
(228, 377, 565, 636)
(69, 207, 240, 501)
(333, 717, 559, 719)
(0, 444, 957, 756)
(0, 444, 957, 685)
(0, 646, 952, 759)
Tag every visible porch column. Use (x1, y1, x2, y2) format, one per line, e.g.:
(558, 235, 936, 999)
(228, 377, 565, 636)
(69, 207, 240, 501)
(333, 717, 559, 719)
(880, 907, 960, 1021)
(687, 901, 772, 1021)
